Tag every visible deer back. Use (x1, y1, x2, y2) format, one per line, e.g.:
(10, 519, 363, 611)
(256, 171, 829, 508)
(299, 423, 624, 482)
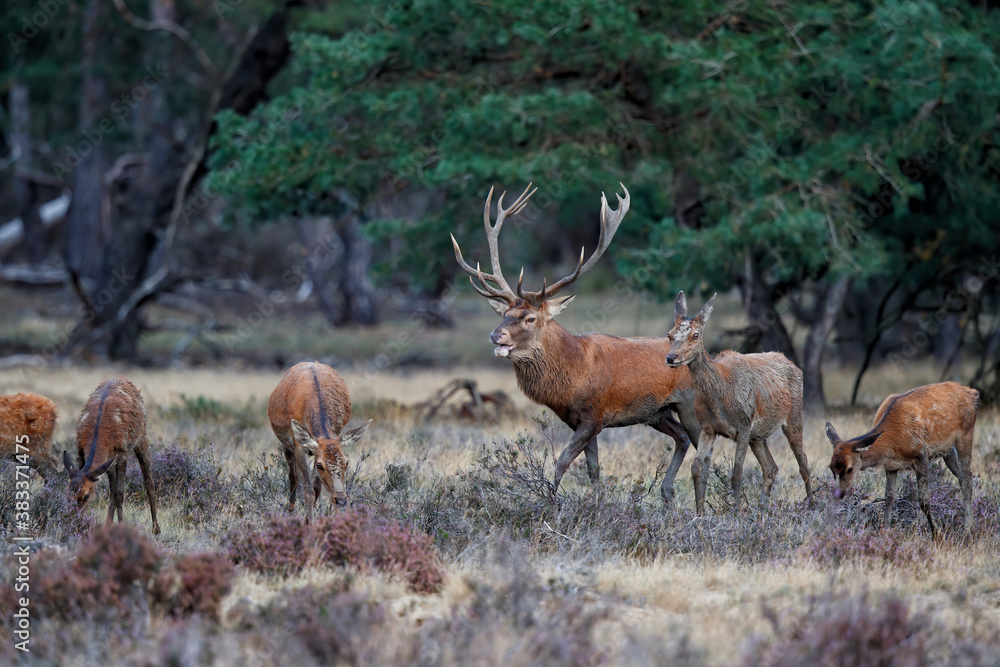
(867, 381, 979, 462)
(0, 393, 58, 472)
(76, 378, 146, 471)
(268, 362, 352, 442)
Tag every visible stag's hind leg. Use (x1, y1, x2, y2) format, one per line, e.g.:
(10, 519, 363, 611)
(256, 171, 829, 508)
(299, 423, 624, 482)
(583, 436, 600, 484)
(782, 418, 812, 501)
(652, 411, 695, 508)
(134, 436, 161, 535)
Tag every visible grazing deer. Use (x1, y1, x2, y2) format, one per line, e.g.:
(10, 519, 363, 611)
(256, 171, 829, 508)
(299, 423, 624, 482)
(63, 378, 160, 535)
(665, 292, 811, 513)
(451, 183, 702, 504)
(826, 381, 979, 536)
(0, 393, 59, 479)
(268, 361, 372, 523)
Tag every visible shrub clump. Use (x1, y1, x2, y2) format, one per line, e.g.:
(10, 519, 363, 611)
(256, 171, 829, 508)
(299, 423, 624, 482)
(151, 552, 235, 619)
(803, 525, 934, 572)
(225, 509, 445, 593)
(125, 442, 230, 524)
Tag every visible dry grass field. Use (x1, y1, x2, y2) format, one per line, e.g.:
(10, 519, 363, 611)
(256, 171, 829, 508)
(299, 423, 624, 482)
(1, 356, 999, 665)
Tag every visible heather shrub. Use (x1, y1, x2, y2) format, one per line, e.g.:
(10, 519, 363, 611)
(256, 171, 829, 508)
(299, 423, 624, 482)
(124, 442, 231, 523)
(152, 552, 235, 619)
(748, 591, 931, 666)
(803, 524, 934, 572)
(226, 509, 445, 593)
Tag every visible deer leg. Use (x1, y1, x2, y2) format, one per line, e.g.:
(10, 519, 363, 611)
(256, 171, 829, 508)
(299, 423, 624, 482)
(283, 446, 298, 512)
(730, 431, 752, 508)
(883, 470, 898, 527)
(748, 438, 778, 506)
(958, 435, 974, 535)
(295, 444, 315, 523)
(691, 436, 715, 517)
(652, 411, 693, 508)
(944, 445, 972, 535)
(114, 456, 127, 523)
(104, 464, 118, 527)
(553, 423, 600, 494)
(781, 420, 812, 501)
(134, 436, 160, 535)
(915, 459, 936, 537)
(583, 435, 600, 483)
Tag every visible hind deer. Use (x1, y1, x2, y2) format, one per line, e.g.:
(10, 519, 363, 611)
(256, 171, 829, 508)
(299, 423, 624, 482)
(826, 381, 979, 536)
(269, 361, 372, 523)
(665, 292, 812, 513)
(450, 183, 702, 504)
(63, 378, 160, 535)
(1, 393, 59, 479)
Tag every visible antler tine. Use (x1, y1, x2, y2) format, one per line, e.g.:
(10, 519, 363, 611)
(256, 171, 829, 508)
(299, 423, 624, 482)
(521, 184, 630, 303)
(481, 182, 537, 298)
(451, 233, 514, 304)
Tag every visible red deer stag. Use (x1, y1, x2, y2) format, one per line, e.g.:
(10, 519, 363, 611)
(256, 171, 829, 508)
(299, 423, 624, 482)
(450, 183, 702, 503)
(269, 361, 371, 523)
(665, 292, 811, 513)
(63, 378, 160, 535)
(1, 393, 59, 479)
(826, 381, 979, 536)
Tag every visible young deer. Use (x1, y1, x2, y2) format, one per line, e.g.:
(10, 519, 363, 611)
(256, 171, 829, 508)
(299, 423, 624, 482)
(451, 183, 702, 504)
(665, 292, 812, 513)
(268, 361, 371, 523)
(63, 378, 160, 535)
(1, 393, 59, 479)
(826, 381, 979, 536)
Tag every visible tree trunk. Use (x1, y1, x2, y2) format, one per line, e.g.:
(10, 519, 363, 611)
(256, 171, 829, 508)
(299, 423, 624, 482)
(63, 0, 107, 286)
(739, 259, 798, 363)
(295, 216, 344, 324)
(802, 275, 850, 415)
(9, 82, 48, 262)
(339, 214, 378, 325)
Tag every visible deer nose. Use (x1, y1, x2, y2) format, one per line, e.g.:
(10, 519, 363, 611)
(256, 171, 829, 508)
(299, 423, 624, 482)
(665, 354, 677, 365)
(490, 330, 504, 344)
(833, 488, 844, 500)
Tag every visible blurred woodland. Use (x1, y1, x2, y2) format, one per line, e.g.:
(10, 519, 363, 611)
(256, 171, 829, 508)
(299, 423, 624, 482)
(1, 0, 999, 409)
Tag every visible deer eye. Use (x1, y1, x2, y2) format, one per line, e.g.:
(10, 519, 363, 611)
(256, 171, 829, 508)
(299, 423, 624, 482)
(525, 316, 536, 323)
(316, 463, 324, 471)
(846, 466, 854, 474)
(693, 333, 700, 340)
(83, 493, 90, 501)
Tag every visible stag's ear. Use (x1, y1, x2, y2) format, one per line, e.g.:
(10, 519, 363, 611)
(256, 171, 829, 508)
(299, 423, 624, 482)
(63, 449, 77, 473)
(487, 298, 509, 316)
(696, 293, 717, 322)
(545, 294, 576, 318)
(825, 422, 840, 446)
(87, 456, 116, 481)
(853, 431, 882, 452)
(290, 419, 317, 455)
(674, 291, 688, 319)
(341, 419, 372, 447)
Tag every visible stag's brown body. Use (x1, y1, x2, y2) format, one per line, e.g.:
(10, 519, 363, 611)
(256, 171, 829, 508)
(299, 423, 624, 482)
(269, 361, 371, 522)
(0, 393, 59, 478)
(66, 378, 160, 535)
(826, 381, 979, 535)
(451, 183, 701, 502)
(666, 292, 811, 514)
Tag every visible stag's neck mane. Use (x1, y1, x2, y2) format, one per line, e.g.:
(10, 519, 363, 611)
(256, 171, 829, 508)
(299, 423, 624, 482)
(511, 319, 583, 410)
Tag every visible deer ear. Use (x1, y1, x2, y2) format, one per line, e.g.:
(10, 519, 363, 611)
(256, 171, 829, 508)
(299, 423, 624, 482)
(341, 419, 372, 447)
(545, 294, 576, 318)
(87, 456, 117, 481)
(697, 293, 717, 322)
(674, 291, 688, 319)
(290, 419, 317, 454)
(825, 422, 840, 446)
(853, 431, 882, 452)
(487, 298, 509, 316)
(63, 449, 77, 473)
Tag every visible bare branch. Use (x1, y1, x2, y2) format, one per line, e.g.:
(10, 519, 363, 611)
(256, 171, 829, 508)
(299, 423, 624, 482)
(112, 0, 221, 80)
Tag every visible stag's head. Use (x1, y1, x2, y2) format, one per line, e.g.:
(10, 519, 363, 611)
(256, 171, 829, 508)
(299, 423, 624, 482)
(825, 422, 882, 499)
(63, 450, 116, 509)
(290, 419, 371, 506)
(451, 182, 630, 361)
(665, 291, 716, 367)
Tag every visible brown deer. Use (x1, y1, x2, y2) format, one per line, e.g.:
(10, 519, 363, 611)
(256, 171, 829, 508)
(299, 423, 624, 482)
(1, 393, 59, 479)
(63, 378, 160, 535)
(268, 361, 371, 523)
(665, 292, 812, 512)
(450, 183, 702, 504)
(826, 381, 979, 536)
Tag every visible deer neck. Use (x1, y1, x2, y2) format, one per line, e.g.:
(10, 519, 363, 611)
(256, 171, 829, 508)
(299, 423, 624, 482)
(511, 321, 580, 409)
(686, 344, 729, 419)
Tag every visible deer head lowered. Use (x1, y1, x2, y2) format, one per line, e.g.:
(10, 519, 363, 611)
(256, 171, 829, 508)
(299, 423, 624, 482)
(450, 183, 703, 505)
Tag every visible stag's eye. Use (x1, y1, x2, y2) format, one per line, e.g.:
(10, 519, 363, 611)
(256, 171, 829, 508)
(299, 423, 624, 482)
(525, 316, 536, 323)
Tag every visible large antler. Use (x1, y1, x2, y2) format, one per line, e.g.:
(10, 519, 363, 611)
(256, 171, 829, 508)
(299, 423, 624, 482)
(517, 183, 630, 303)
(451, 183, 537, 305)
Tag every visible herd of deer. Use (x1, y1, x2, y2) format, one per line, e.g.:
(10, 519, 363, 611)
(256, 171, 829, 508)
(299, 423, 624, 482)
(0, 183, 982, 539)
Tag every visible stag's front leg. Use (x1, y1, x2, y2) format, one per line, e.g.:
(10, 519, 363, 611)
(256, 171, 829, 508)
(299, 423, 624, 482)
(553, 423, 600, 494)
(652, 411, 696, 508)
(583, 436, 600, 483)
